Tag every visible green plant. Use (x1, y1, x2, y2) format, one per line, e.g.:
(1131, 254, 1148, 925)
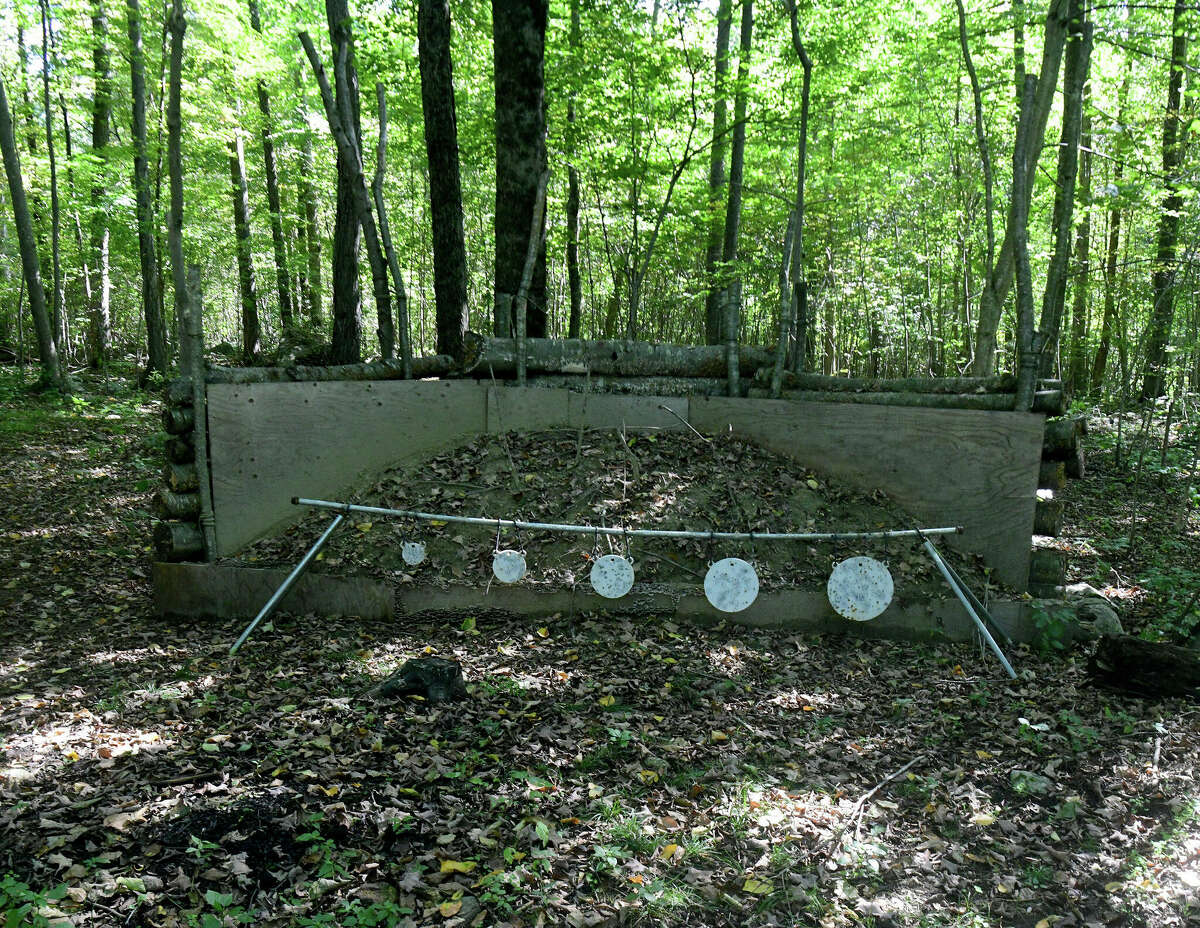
(187, 889, 253, 928)
(1031, 604, 1073, 653)
(0, 874, 68, 928)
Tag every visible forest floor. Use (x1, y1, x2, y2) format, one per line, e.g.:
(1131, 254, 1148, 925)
(2, 367, 1200, 928)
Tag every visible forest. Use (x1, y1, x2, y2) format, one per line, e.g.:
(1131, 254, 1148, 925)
(0, 0, 1194, 399)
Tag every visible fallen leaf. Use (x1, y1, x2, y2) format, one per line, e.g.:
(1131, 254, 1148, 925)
(440, 860, 478, 874)
(743, 877, 773, 895)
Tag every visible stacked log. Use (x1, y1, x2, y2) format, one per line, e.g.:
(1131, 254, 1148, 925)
(156, 380, 203, 562)
(1042, 416, 1086, 478)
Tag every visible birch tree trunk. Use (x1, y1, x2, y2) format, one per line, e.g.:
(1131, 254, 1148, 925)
(373, 83, 412, 374)
(88, 0, 112, 367)
(0, 76, 66, 391)
(295, 77, 322, 326)
(228, 133, 260, 363)
(703, 0, 732, 346)
(325, 0, 362, 363)
(39, 0, 65, 352)
(417, 0, 469, 360)
(1139, 0, 1188, 401)
(127, 0, 169, 379)
(722, 0, 752, 397)
(166, 0, 191, 362)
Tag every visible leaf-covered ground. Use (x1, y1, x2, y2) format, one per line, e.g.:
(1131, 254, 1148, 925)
(2, 371, 1200, 928)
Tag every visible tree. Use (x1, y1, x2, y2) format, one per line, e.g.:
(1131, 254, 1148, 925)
(228, 132, 260, 363)
(1140, 0, 1189, 401)
(721, 0, 752, 395)
(417, 0, 468, 360)
(247, 0, 295, 338)
(492, 0, 548, 339)
(702, 0, 732, 346)
(564, 0, 582, 339)
(0, 76, 66, 390)
(87, 0, 112, 367)
(38, 0, 65, 351)
(326, 0, 362, 363)
(127, 0, 169, 380)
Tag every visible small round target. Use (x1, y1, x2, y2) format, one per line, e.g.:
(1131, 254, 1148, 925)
(590, 554, 635, 599)
(401, 541, 426, 566)
(827, 556, 894, 621)
(492, 549, 527, 584)
(704, 557, 759, 613)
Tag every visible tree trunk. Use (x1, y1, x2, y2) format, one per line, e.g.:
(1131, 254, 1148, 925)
(88, 0, 112, 367)
(228, 134, 260, 363)
(971, 0, 1071, 375)
(247, 0, 295, 338)
(722, 0, 752, 398)
(564, 0, 582, 340)
(1036, 0, 1091, 377)
(702, 0, 732, 346)
(127, 0, 168, 379)
(418, 0, 469, 360)
(299, 32, 395, 365)
(1013, 75, 1041, 411)
(372, 82, 412, 375)
(1139, 0, 1188, 401)
(0, 76, 66, 390)
(16, 25, 39, 155)
(325, 0, 361, 364)
(295, 88, 322, 326)
(1065, 98, 1092, 393)
(39, 0, 65, 352)
(492, 0, 548, 339)
(165, 0, 188, 350)
(1091, 62, 1130, 396)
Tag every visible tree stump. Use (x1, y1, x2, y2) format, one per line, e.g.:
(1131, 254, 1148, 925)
(1088, 636, 1200, 699)
(375, 657, 467, 704)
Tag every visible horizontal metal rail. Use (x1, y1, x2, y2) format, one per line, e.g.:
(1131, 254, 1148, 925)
(293, 497, 961, 544)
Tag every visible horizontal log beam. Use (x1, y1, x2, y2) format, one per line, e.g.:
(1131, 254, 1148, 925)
(154, 520, 203, 561)
(757, 371, 1023, 394)
(162, 406, 194, 435)
(522, 374, 737, 396)
(747, 388, 1064, 414)
(155, 487, 200, 520)
(165, 437, 193, 463)
(165, 461, 198, 492)
(201, 354, 453, 385)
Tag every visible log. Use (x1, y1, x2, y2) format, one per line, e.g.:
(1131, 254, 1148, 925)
(460, 334, 775, 379)
(164, 378, 193, 406)
(1089, 635, 1200, 699)
(1039, 460, 1067, 491)
(164, 461, 198, 492)
(1043, 417, 1082, 456)
(154, 487, 200, 520)
(523, 374, 737, 397)
(162, 405, 194, 435)
(1062, 446, 1085, 479)
(1033, 498, 1064, 537)
(1030, 548, 1067, 586)
(375, 657, 467, 704)
(154, 520, 203, 561)
(165, 437, 193, 464)
(202, 354, 453, 385)
(748, 387, 1064, 414)
(760, 371, 1018, 393)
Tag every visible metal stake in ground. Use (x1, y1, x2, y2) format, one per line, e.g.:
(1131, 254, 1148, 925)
(229, 513, 345, 655)
(919, 531, 1016, 679)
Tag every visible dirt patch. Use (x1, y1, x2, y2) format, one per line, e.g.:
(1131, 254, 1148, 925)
(233, 428, 1002, 603)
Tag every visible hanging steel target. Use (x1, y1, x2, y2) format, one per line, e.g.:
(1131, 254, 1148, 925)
(590, 554, 635, 599)
(492, 549, 527, 583)
(704, 557, 759, 613)
(401, 541, 426, 566)
(827, 556, 894, 621)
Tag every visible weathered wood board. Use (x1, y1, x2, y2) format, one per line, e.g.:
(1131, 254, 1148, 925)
(208, 380, 487, 555)
(566, 392, 691, 431)
(689, 398, 1043, 588)
(486, 385, 570, 433)
(152, 562, 393, 620)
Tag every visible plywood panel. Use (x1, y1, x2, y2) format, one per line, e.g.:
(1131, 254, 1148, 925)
(567, 393, 691, 431)
(208, 380, 487, 555)
(486, 386, 571, 434)
(689, 398, 1042, 589)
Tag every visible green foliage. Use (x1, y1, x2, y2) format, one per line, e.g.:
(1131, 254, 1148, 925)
(0, 874, 68, 928)
(1030, 603, 1074, 654)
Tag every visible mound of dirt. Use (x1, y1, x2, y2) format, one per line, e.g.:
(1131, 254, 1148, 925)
(233, 429, 1004, 603)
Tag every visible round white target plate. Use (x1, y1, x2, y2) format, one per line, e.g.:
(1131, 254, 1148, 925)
(590, 554, 635, 599)
(704, 557, 759, 613)
(827, 556, 894, 621)
(401, 541, 426, 566)
(492, 549, 527, 583)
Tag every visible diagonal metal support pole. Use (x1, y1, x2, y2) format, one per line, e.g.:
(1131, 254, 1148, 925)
(229, 513, 346, 655)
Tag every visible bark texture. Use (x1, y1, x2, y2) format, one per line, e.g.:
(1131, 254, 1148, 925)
(88, 0, 112, 366)
(418, 0, 469, 360)
(721, 0, 752, 397)
(703, 0, 732, 346)
(492, 0, 548, 339)
(228, 134, 260, 363)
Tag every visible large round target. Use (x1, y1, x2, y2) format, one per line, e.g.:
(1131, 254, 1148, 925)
(590, 554, 635, 599)
(492, 549, 527, 584)
(827, 556, 894, 621)
(704, 558, 760, 613)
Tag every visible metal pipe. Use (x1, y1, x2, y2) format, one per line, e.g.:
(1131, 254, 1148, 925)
(921, 537, 1016, 679)
(937, 554, 1012, 646)
(293, 497, 961, 544)
(229, 514, 345, 655)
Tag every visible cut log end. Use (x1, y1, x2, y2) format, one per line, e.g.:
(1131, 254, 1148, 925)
(162, 405, 195, 435)
(1039, 460, 1068, 491)
(1034, 498, 1064, 537)
(154, 520, 203, 561)
(155, 487, 200, 520)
